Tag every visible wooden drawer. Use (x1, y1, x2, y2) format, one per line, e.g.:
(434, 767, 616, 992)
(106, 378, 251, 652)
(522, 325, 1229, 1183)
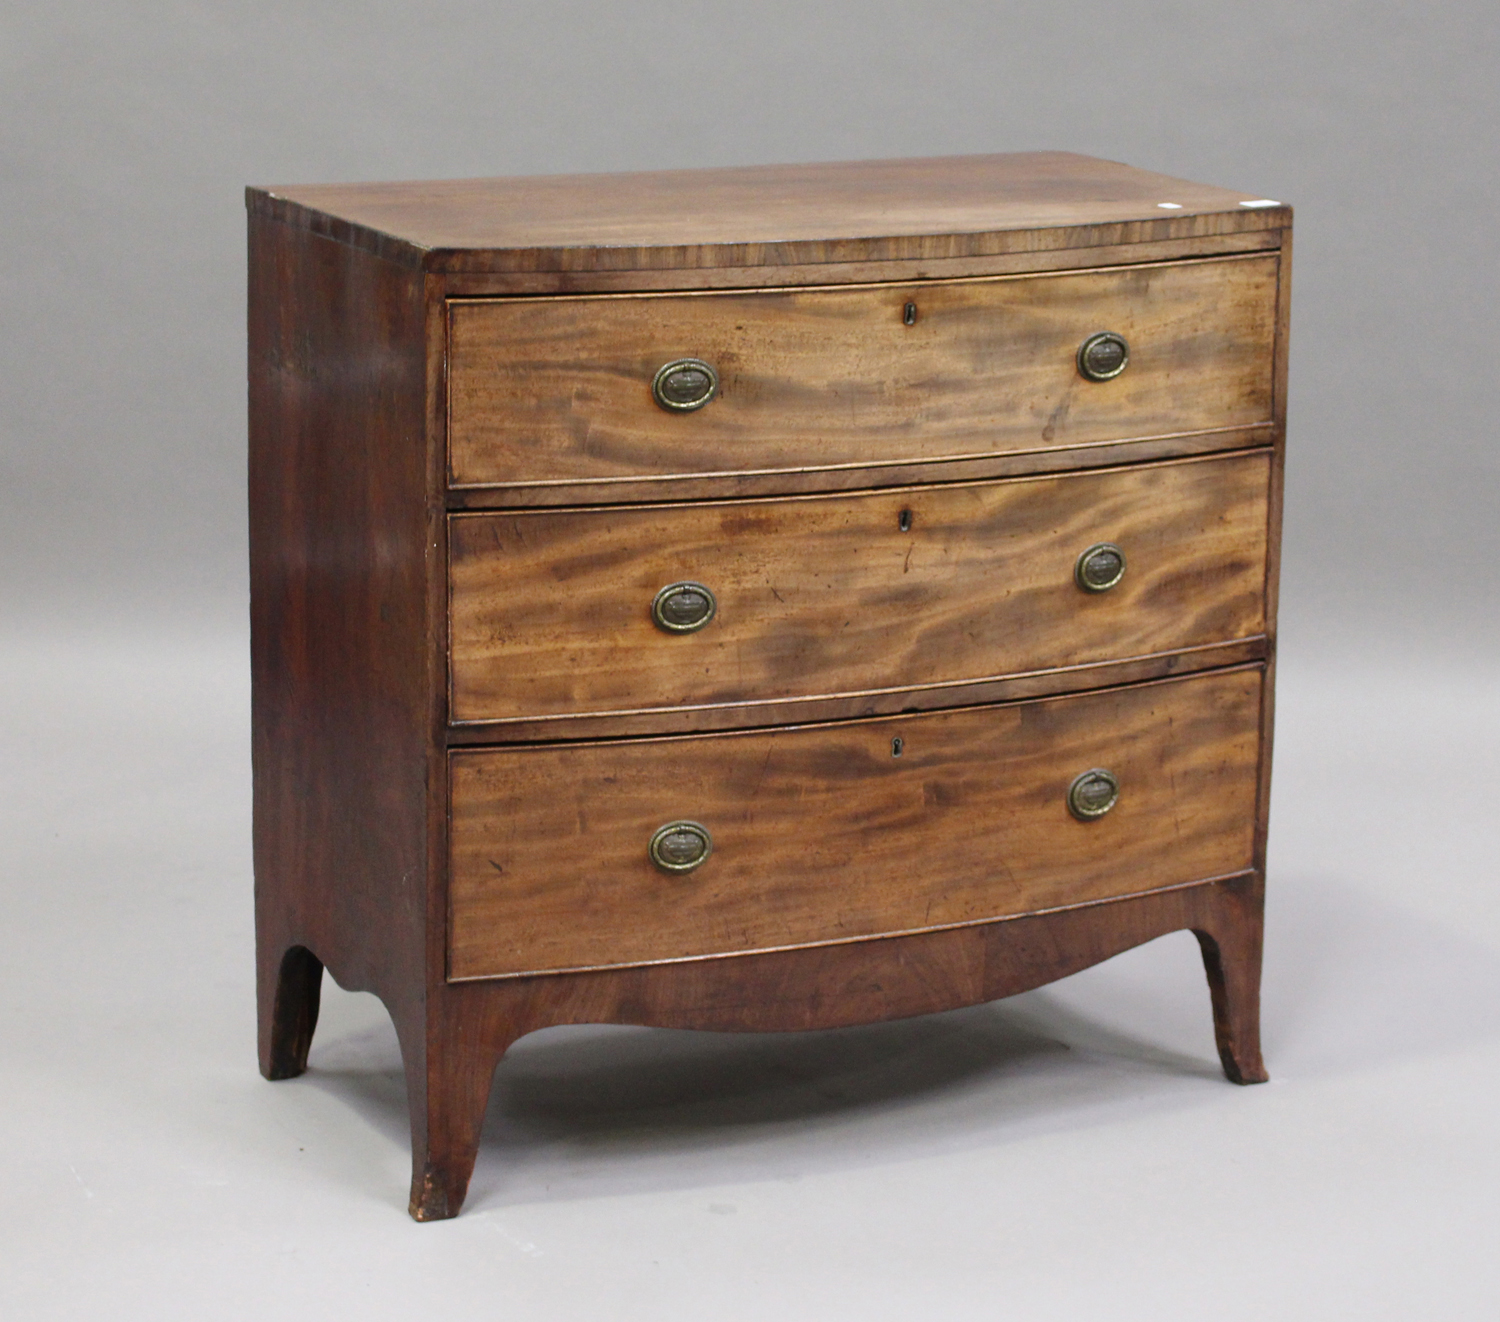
(448, 450, 1269, 727)
(448, 666, 1262, 979)
(447, 254, 1277, 491)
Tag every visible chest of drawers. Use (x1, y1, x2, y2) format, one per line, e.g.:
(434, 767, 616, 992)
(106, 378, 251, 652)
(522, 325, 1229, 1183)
(248, 152, 1290, 1220)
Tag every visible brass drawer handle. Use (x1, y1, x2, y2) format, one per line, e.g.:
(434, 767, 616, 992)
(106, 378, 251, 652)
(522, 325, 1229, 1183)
(1068, 768, 1120, 821)
(652, 581, 717, 633)
(1077, 331, 1130, 381)
(1075, 542, 1126, 593)
(650, 820, 713, 873)
(652, 358, 719, 411)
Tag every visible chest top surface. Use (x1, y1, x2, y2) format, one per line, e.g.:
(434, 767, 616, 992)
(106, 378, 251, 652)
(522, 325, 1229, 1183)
(246, 151, 1287, 273)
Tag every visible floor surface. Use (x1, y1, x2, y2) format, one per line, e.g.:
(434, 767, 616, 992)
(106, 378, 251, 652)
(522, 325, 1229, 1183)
(2, 621, 1496, 1319)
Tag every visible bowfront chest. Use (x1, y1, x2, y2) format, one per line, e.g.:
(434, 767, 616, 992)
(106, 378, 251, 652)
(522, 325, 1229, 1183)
(248, 152, 1290, 1219)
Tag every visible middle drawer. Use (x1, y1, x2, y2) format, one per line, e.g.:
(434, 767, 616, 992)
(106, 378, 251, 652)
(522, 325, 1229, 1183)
(449, 449, 1269, 728)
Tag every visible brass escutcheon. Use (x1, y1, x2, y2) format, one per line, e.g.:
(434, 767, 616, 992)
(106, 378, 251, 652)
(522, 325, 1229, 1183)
(652, 358, 719, 411)
(1068, 768, 1120, 821)
(1077, 331, 1130, 382)
(1075, 542, 1127, 593)
(649, 820, 713, 873)
(652, 581, 717, 633)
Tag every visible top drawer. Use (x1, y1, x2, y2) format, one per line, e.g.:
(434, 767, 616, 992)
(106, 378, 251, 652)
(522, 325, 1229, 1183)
(447, 254, 1278, 491)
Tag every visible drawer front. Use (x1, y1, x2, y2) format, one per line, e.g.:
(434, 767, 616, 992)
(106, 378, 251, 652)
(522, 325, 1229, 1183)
(448, 667, 1262, 979)
(449, 450, 1269, 725)
(447, 254, 1277, 489)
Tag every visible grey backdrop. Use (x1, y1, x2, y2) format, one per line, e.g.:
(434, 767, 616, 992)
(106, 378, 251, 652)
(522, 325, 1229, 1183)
(4, 5, 1499, 1319)
(3, 0, 1498, 647)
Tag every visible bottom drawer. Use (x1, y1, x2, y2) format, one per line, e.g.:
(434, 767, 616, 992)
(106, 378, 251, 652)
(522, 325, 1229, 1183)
(448, 667, 1263, 980)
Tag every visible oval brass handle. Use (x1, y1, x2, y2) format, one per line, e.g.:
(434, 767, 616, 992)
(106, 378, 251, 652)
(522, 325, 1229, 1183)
(1077, 331, 1130, 381)
(652, 581, 717, 633)
(1068, 768, 1120, 821)
(649, 820, 713, 873)
(1075, 542, 1126, 593)
(652, 358, 719, 411)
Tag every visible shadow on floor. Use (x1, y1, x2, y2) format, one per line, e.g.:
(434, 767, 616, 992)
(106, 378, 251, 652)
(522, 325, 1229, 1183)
(297, 872, 1500, 1210)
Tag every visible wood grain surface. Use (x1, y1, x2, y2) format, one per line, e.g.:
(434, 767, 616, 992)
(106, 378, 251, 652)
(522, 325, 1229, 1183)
(248, 215, 439, 1061)
(249, 154, 1289, 1221)
(444, 424, 1275, 512)
(414, 871, 1267, 1217)
(437, 229, 1282, 301)
(449, 450, 1270, 726)
(1251, 226, 1292, 886)
(248, 152, 1287, 275)
(444, 639, 1268, 745)
(448, 666, 1263, 979)
(447, 255, 1276, 489)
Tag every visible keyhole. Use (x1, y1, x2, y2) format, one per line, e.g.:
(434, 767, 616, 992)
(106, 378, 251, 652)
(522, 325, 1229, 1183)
(899, 509, 913, 532)
(903, 302, 917, 326)
(891, 737, 904, 757)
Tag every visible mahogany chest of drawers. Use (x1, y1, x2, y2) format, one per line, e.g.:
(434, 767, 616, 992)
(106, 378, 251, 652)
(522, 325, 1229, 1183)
(247, 152, 1290, 1220)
